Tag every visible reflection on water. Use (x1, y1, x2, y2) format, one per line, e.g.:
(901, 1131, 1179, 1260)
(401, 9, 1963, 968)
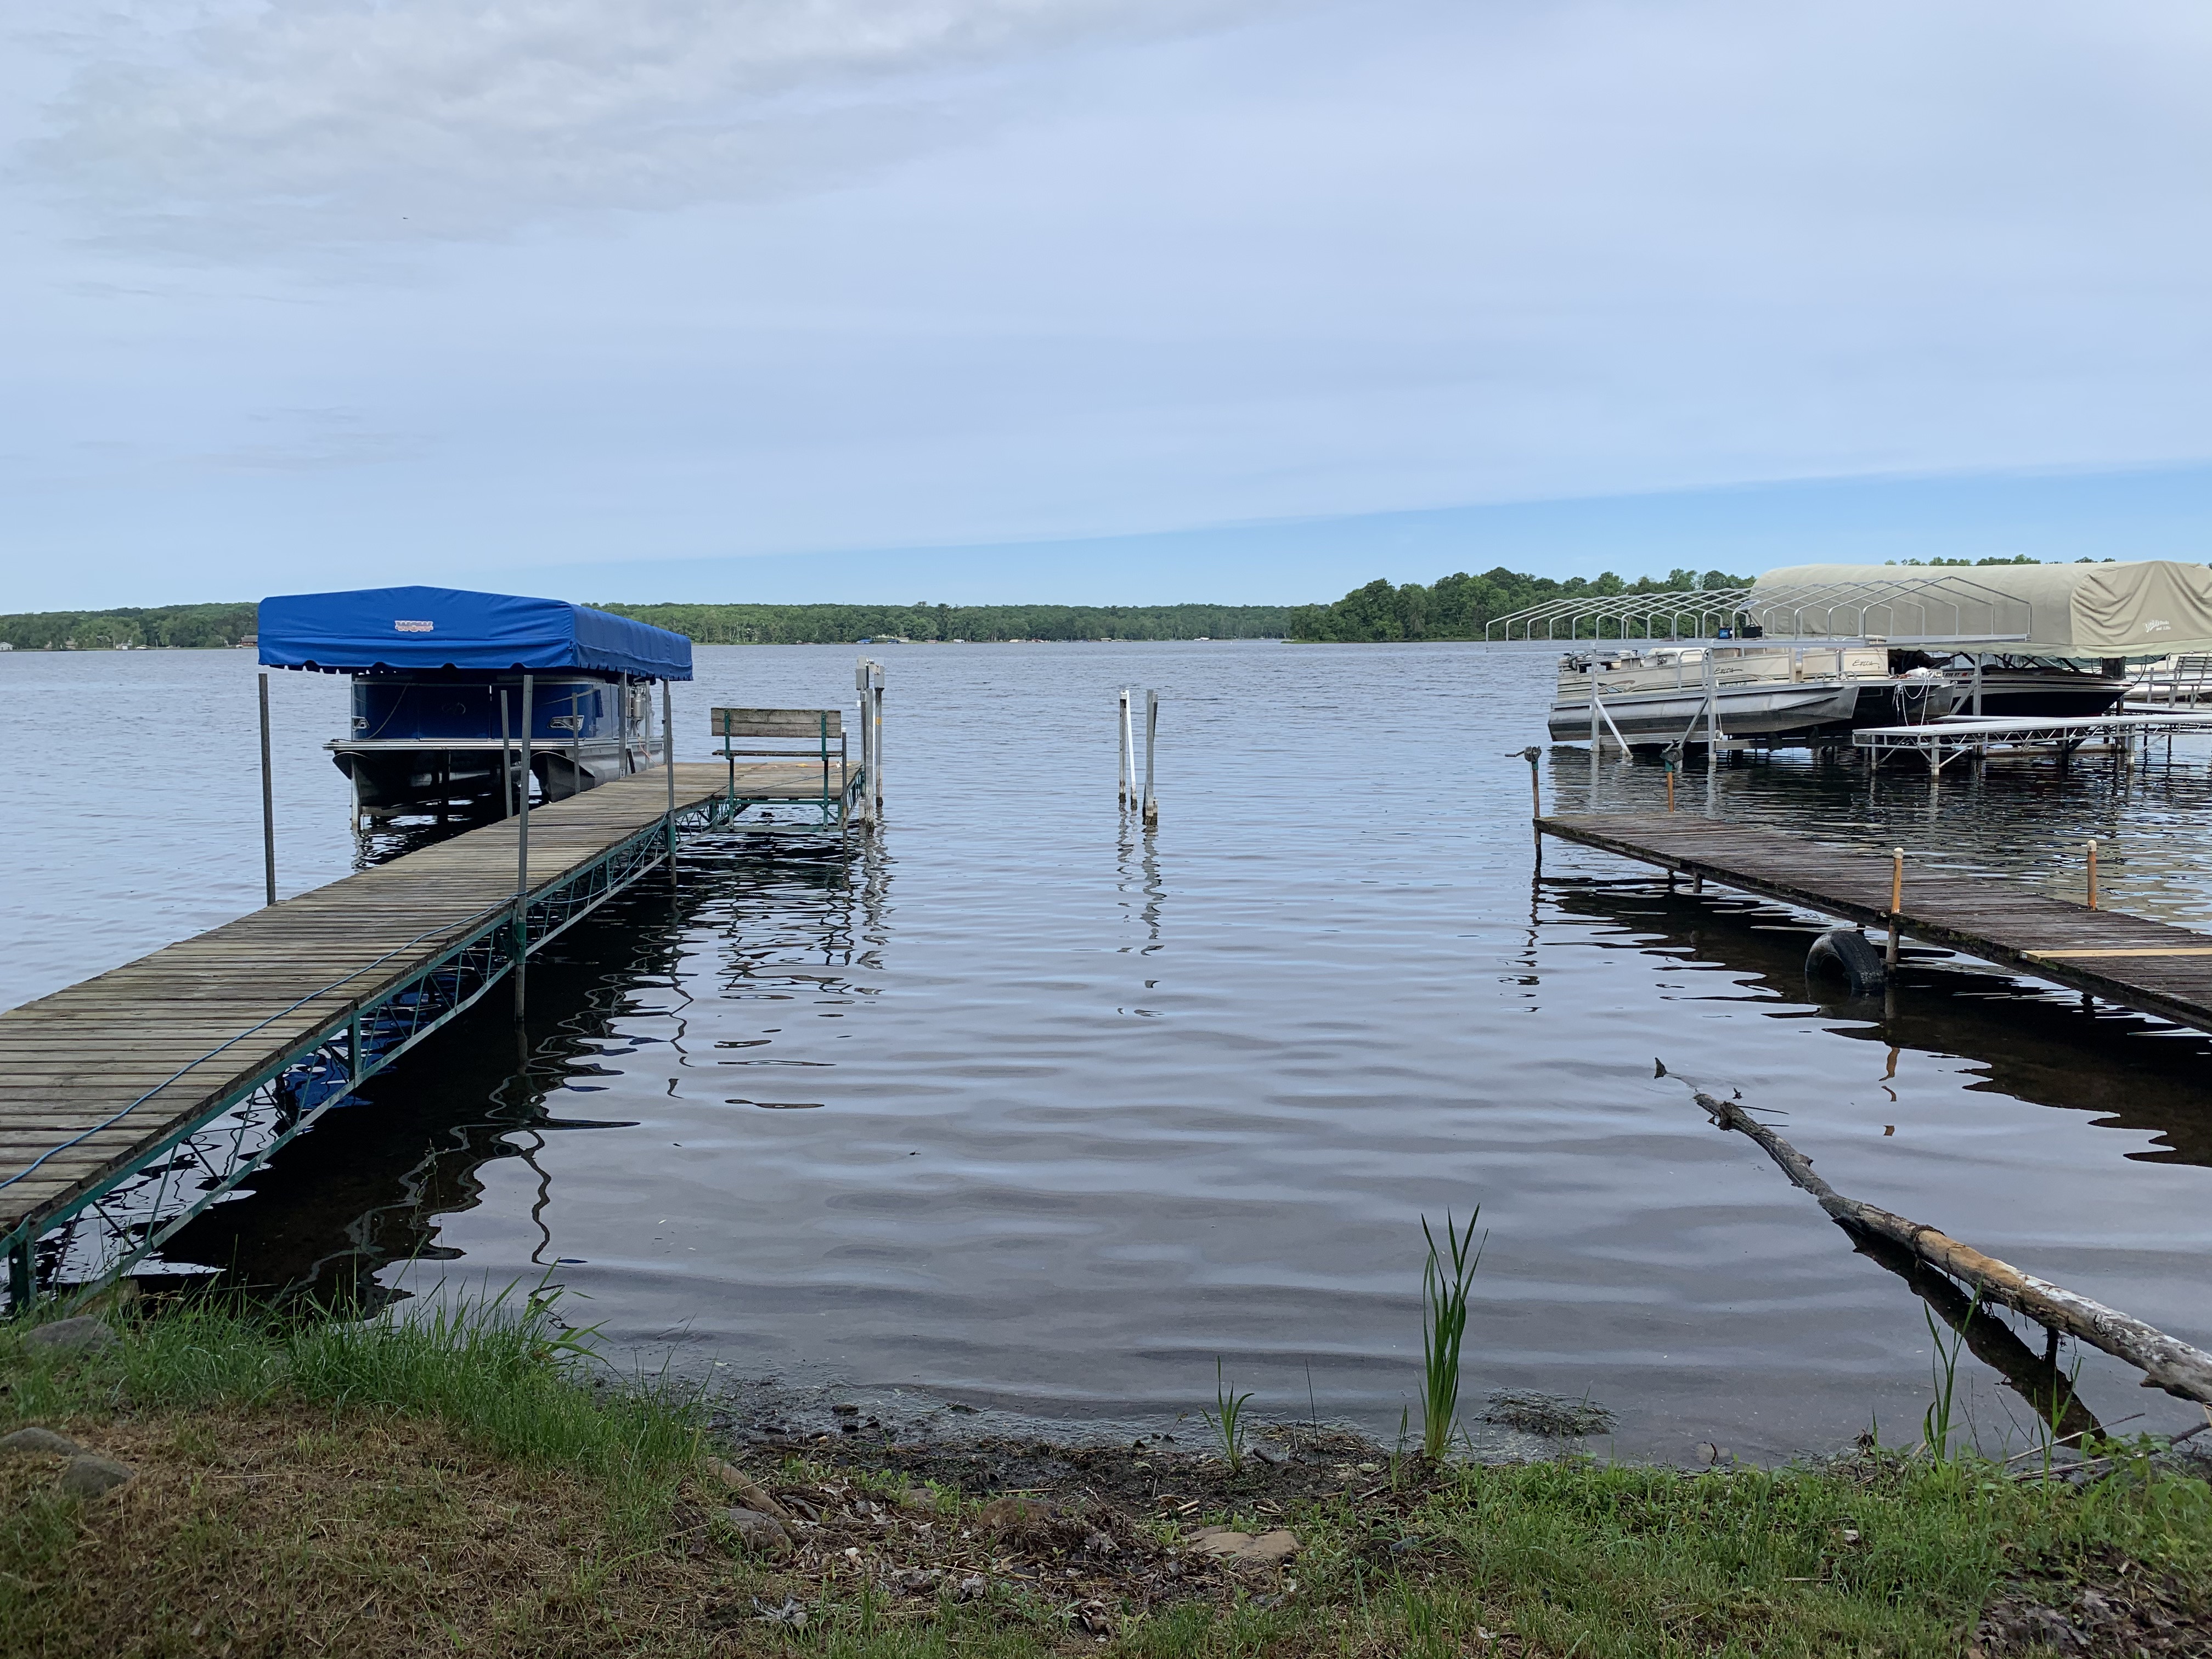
(8, 642, 2212, 1460)
(1551, 882, 2212, 1169)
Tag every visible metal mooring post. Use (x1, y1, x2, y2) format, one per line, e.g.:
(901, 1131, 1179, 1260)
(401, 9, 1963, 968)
(853, 660, 872, 827)
(871, 662, 886, 817)
(499, 689, 514, 818)
(663, 679, 678, 889)
(1142, 690, 1159, 828)
(513, 674, 533, 1023)
(258, 672, 278, 906)
(1118, 689, 1132, 809)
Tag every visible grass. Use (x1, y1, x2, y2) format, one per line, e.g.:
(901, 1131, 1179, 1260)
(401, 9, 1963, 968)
(1418, 1210, 1484, 1461)
(1202, 1358, 1253, 1475)
(4, 1293, 2210, 1657)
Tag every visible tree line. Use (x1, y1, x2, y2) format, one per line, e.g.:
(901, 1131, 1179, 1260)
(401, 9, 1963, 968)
(589, 601, 1295, 642)
(1284, 568, 1755, 642)
(2, 572, 1794, 653)
(0, 602, 259, 651)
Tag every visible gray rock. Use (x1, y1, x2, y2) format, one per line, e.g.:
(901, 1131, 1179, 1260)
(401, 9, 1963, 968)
(0, 1427, 81, 1455)
(723, 1505, 793, 1556)
(59, 1454, 133, 1497)
(1189, 1526, 1302, 1566)
(22, 1317, 115, 1356)
(706, 1460, 791, 1520)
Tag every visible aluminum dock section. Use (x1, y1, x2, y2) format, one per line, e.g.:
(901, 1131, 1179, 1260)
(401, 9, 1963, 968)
(0, 762, 846, 1306)
(1538, 812, 2212, 1033)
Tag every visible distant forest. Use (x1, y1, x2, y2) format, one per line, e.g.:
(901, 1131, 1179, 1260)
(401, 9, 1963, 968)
(592, 601, 1294, 643)
(0, 602, 257, 651)
(1285, 567, 1755, 643)
(1, 573, 1773, 652)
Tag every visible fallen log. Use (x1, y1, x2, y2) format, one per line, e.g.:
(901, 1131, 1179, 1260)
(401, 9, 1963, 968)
(1666, 1065, 2212, 1409)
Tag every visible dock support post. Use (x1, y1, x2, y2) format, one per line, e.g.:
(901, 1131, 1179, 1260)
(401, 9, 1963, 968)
(499, 690, 514, 819)
(2086, 839, 2098, 910)
(1118, 689, 1132, 809)
(258, 672, 277, 907)
(870, 662, 885, 818)
(1142, 690, 1159, 828)
(1124, 689, 1140, 809)
(514, 674, 533, 1023)
(7, 1238, 31, 1310)
(1886, 847, 1903, 970)
(1589, 663, 1601, 756)
(663, 680, 677, 889)
(854, 661, 874, 827)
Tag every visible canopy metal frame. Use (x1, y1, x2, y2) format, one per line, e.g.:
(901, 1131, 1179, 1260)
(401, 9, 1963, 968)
(1484, 573, 2031, 647)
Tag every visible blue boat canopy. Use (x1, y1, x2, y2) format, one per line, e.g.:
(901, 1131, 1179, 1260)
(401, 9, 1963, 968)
(258, 585, 692, 681)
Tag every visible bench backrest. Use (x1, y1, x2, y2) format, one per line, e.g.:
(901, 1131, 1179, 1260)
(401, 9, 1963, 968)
(712, 707, 842, 740)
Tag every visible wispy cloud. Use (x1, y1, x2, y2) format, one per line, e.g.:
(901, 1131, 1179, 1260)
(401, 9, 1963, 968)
(31, 0, 1253, 252)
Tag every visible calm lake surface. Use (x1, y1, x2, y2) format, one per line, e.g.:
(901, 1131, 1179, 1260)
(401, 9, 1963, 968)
(6, 641, 2211, 1460)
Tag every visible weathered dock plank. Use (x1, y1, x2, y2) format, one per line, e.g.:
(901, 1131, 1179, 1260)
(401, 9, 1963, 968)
(0, 762, 833, 1271)
(1539, 812, 2212, 1034)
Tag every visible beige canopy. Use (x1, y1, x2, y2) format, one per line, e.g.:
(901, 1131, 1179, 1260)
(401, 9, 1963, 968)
(1752, 561, 2212, 657)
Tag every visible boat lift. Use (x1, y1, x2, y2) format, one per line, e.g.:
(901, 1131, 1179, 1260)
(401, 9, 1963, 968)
(1853, 710, 2212, 775)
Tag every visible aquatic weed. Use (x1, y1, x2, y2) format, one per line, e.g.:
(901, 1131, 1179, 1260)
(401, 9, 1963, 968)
(1420, 1210, 1486, 1460)
(1202, 1357, 1253, 1474)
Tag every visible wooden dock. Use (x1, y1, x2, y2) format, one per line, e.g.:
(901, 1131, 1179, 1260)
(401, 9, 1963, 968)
(1539, 813, 2212, 1034)
(0, 762, 847, 1303)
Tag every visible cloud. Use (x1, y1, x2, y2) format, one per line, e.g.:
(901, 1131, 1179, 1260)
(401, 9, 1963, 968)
(29, 0, 1251, 252)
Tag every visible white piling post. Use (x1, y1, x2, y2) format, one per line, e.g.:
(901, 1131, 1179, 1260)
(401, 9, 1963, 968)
(514, 674, 533, 1022)
(1118, 689, 1132, 809)
(1142, 690, 1159, 828)
(1123, 689, 1139, 806)
(258, 672, 277, 907)
(871, 662, 885, 816)
(854, 659, 873, 826)
(499, 689, 514, 818)
(663, 679, 677, 887)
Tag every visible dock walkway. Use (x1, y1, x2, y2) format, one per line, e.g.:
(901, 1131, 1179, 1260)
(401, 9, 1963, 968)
(0, 762, 837, 1302)
(1539, 813, 2212, 1034)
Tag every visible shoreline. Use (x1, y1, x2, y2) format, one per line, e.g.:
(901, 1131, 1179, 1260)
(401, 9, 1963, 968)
(5, 1297, 2210, 1656)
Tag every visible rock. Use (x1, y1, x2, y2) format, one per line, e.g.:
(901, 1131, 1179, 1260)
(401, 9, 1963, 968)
(0, 1427, 81, 1456)
(707, 1460, 792, 1521)
(22, 1317, 115, 1357)
(831, 1402, 860, 1417)
(1482, 1389, 1616, 1437)
(723, 1506, 793, 1556)
(1250, 1443, 1288, 1466)
(59, 1454, 134, 1497)
(1190, 1526, 1301, 1566)
(893, 1485, 937, 1513)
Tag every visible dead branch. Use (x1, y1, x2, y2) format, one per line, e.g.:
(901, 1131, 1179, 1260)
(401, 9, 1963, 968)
(1669, 1069, 2212, 1409)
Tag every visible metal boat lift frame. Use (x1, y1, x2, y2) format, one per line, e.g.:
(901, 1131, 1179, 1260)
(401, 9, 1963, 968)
(1852, 711, 2212, 776)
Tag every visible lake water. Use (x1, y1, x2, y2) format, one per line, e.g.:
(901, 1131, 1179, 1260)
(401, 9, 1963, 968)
(6, 642, 2211, 1461)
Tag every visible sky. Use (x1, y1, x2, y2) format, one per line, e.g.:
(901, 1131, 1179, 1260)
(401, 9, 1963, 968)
(4, 0, 2210, 610)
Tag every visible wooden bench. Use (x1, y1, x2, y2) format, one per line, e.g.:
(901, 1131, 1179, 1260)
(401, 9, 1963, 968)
(710, 708, 855, 826)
